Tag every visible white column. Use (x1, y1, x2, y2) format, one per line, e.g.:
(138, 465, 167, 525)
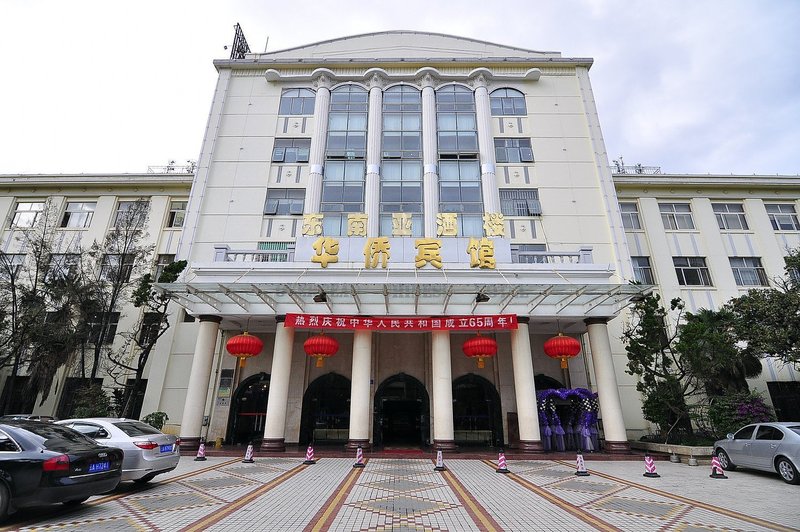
(347, 329, 373, 449)
(431, 330, 455, 449)
(510, 318, 543, 452)
(261, 318, 295, 451)
(585, 318, 630, 453)
(179, 315, 221, 450)
(473, 76, 500, 214)
(303, 75, 332, 214)
(420, 75, 439, 238)
(365, 76, 384, 237)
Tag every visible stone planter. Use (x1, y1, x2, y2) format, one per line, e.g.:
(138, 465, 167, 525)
(630, 441, 714, 465)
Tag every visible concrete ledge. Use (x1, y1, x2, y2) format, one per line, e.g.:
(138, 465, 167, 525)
(630, 441, 714, 464)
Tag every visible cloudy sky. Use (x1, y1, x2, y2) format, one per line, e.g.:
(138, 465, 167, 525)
(1, 0, 798, 176)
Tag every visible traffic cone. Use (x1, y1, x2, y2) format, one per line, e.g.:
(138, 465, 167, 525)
(241, 443, 255, 463)
(353, 446, 365, 468)
(194, 442, 207, 462)
(575, 450, 590, 476)
(303, 444, 316, 465)
(496, 449, 509, 474)
(643, 453, 660, 478)
(434, 450, 446, 472)
(709, 455, 728, 479)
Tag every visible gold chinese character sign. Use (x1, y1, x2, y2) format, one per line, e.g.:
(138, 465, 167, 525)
(311, 237, 339, 268)
(415, 238, 443, 269)
(436, 213, 458, 236)
(391, 213, 413, 236)
(467, 238, 496, 269)
(364, 237, 390, 269)
(483, 212, 505, 237)
(302, 214, 323, 236)
(347, 213, 368, 236)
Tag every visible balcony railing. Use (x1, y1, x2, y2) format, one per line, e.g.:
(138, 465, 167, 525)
(513, 247, 593, 264)
(611, 164, 662, 175)
(214, 245, 294, 263)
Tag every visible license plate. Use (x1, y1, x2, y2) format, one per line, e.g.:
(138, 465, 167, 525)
(89, 461, 110, 473)
(160, 444, 173, 453)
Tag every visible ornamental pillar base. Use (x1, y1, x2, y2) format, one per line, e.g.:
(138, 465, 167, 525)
(345, 439, 371, 451)
(603, 440, 631, 454)
(179, 437, 201, 453)
(433, 439, 457, 451)
(516, 440, 545, 453)
(260, 438, 286, 452)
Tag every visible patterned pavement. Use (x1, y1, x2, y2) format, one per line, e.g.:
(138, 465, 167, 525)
(1, 455, 797, 531)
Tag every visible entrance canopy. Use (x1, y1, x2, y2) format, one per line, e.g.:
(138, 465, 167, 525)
(157, 280, 651, 333)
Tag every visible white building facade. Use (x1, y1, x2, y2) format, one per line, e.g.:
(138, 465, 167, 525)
(2, 32, 798, 452)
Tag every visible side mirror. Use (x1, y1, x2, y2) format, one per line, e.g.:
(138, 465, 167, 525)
(726, 433, 734, 441)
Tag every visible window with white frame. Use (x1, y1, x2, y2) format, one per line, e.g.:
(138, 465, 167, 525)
(713, 203, 749, 230)
(673, 256, 712, 286)
(100, 253, 135, 283)
(511, 244, 548, 263)
(154, 254, 175, 281)
(619, 202, 642, 230)
(494, 138, 534, 163)
(632, 256, 655, 284)
(0, 253, 25, 279)
(256, 242, 293, 262)
(489, 88, 527, 116)
(765, 204, 800, 231)
(167, 201, 187, 228)
(278, 88, 316, 115)
(10, 201, 45, 228)
(660, 203, 695, 230)
(730, 257, 769, 286)
(60, 202, 96, 228)
(87, 312, 120, 345)
(272, 138, 311, 163)
(138, 313, 162, 345)
(263, 189, 305, 215)
(48, 254, 81, 280)
(499, 189, 541, 217)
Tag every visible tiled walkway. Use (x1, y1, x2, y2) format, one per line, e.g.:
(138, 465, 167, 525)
(2, 456, 796, 531)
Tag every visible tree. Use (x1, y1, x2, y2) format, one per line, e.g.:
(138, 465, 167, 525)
(107, 259, 186, 418)
(727, 248, 800, 369)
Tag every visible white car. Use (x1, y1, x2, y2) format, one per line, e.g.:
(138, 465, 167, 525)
(57, 418, 179, 483)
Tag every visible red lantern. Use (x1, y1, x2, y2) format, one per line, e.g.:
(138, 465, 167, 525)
(462, 334, 498, 369)
(543, 333, 581, 369)
(304, 333, 339, 367)
(226, 332, 264, 368)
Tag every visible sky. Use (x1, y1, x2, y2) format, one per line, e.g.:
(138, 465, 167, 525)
(1, 0, 798, 176)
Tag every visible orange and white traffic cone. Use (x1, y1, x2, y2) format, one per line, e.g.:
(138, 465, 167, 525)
(242, 443, 255, 463)
(709, 455, 728, 479)
(643, 453, 660, 478)
(575, 450, 590, 476)
(194, 441, 207, 462)
(353, 446, 365, 468)
(303, 444, 316, 465)
(434, 450, 446, 472)
(496, 449, 510, 474)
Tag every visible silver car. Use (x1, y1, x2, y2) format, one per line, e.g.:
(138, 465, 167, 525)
(714, 422, 800, 484)
(57, 418, 179, 483)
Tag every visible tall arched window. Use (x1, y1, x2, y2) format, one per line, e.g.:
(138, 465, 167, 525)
(381, 85, 423, 236)
(490, 88, 527, 116)
(436, 85, 483, 237)
(322, 85, 368, 235)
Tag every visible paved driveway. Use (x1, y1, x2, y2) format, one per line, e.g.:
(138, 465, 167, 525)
(1, 455, 796, 531)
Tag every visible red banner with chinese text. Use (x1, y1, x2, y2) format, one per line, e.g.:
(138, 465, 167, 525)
(285, 313, 518, 331)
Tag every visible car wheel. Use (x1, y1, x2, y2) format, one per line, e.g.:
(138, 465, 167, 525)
(776, 457, 800, 485)
(63, 496, 90, 506)
(716, 449, 736, 471)
(133, 473, 157, 484)
(0, 483, 9, 521)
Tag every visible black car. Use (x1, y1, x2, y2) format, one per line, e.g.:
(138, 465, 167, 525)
(0, 421, 123, 521)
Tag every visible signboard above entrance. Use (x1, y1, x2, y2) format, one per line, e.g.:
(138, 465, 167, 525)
(285, 313, 518, 331)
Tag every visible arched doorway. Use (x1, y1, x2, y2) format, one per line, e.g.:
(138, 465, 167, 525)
(373, 373, 429, 448)
(227, 372, 270, 445)
(299, 373, 351, 446)
(453, 374, 504, 447)
(535, 373, 564, 391)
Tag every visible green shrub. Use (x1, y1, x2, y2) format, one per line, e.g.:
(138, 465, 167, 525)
(71, 384, 111, 418)
(142, 411, 169, 430)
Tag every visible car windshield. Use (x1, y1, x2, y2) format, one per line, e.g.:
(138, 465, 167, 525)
(22, 423, 100, 452)
(113, 421, 161, 437)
